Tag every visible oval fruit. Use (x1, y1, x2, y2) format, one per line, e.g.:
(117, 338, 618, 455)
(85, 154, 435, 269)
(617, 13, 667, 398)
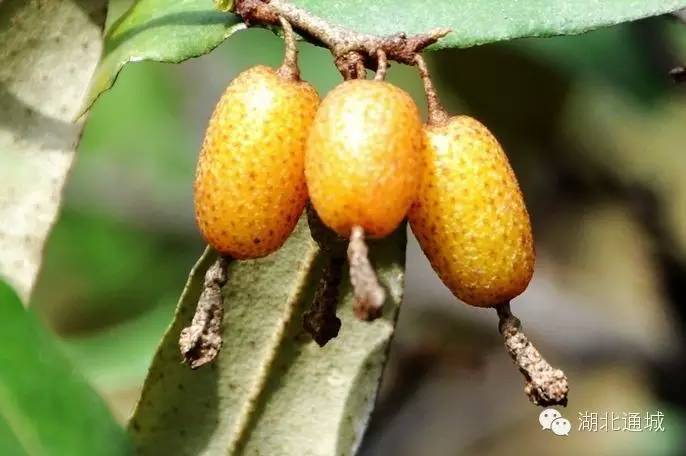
(305, 79, 423, 238)
(409, 116, 534, 307)
(194, 65, 319, 258)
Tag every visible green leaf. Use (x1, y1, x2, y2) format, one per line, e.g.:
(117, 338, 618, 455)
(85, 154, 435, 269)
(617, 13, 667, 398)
(288, 0, 686, 49)
(106, 0, 137, 32)
(129, 217, 407, 455)
(0, 280, 131, 455)
(88, 1, 686, 108)
(84, 0, 244, 110)
(0, 0, 107, 303)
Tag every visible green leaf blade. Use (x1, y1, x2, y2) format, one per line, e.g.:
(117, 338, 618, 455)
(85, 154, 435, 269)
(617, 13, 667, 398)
(88, 0, 686, 110)
(85, 0, 243, 110)
(0, 0, 107, 304)
(0, 281, 131, 456)
(238, 227, 406, 455)
(130, 217, 407, 455)
(130, 219, 320, 455)
(289, 0, 686, 49)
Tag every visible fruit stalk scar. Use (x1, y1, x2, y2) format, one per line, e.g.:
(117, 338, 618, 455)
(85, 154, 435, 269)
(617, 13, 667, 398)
(179, 256, 229, 369)
(496, 302, 569, 406)
(348, 226, 386, 321)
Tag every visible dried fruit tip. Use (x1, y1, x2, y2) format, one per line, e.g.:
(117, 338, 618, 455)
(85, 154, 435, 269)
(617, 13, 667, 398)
(303, 256, 343, 346)
(496, 302, 569, 406)
(348, 226, 386, 321)
(179, 256, 229, 369)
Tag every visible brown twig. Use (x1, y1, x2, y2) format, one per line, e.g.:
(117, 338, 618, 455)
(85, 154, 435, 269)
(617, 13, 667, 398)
(348, 226, 386, 321)
(304, 205, 345, 342)
(496, 302, 569, 406)
(179, 257, 229, 369)
(232, 0, 450, 78)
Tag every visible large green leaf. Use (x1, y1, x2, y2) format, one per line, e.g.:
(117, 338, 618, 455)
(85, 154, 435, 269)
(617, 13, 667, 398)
(87, 0, 686, 106)
(84, 0, 244, 110)
(129, 217, 407, 455)
(0, 0, 106, 304)
(289, 0, 686, 49)
(0, 280, 131, 455)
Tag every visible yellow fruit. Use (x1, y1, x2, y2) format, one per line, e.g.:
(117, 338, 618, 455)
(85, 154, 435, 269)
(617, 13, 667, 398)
(194, 65, 319, 259)
(409, 116, 534, 307)
(305, 80, 423, 238)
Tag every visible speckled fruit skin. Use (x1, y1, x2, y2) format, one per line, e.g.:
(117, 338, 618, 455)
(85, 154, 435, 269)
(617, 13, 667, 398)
(194, 66, 319, 259)
(305, 79, 423, 238)
(409, 116, 535, 307)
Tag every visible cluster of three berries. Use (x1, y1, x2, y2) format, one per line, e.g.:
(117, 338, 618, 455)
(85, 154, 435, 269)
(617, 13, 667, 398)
(194, 63, 534, 308)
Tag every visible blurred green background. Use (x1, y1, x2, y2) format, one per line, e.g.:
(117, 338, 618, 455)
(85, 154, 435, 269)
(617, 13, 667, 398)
(31, 13, 686, 455)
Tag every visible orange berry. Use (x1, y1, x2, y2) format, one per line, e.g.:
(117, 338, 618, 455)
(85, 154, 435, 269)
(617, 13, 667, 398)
(409, 116, 534, 307)
(194, 65, 319, 259)
(305, 80, 423, 238)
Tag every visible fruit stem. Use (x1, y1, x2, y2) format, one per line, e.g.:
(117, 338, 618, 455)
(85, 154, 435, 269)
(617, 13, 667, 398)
(348, 225, 386, 321)
(414, 54, 450, 127)
(276, 16, 300, 80)
(495, 301, 570, 406)
(179, 256, 229, 369)
(336, 52, 367, 80)
(303, 255, 343, 346)
(374, 49, 388, 81)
